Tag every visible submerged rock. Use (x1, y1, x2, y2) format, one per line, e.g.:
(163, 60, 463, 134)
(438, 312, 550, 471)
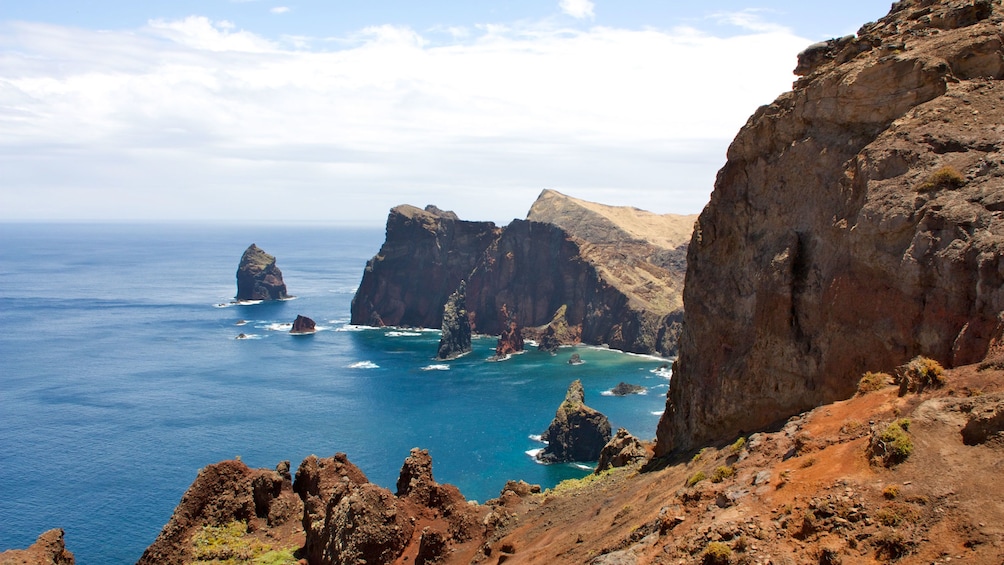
(290, 314, 316, 335)
(235, 244, 289, 301)
(537, 380, 612, 463)
(568, 353, 583, 365)
(437, 282, 472, 360)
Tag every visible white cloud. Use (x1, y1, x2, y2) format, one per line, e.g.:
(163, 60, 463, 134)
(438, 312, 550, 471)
(0, 18, 810, 224)
(711, 9, 788, 34)
(559, 0, 595, 20)
(270, 6, 290, 15)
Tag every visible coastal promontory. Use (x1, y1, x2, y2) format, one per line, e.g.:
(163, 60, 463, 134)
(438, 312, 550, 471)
(235, 244, 289, 301)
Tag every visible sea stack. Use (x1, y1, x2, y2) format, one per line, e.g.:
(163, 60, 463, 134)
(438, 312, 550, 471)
(436, 282, 472, 360)
(235, 244, 289, 301)
(290, 315, 316, 335)
(493, 304, 524, 358)
(537, 380, 612, 463)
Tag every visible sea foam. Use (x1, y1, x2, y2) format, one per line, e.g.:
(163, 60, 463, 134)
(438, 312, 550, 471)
(348, 361, 379, 369)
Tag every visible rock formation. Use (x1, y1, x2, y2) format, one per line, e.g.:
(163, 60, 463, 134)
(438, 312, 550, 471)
(350, 205, 499, 328)
(609, 382, 647, 396)
(657, 0, 1004, 455)
(595, 428, 648, 473)
(537, 380, 612, 463)
(138, 459, 301, 565)
(290, 314, 316, 334)
(0, 529, 74, 565)
(351, 191, 694, 356)
(530, 304, 581, 353)
(436, 282, 472, 360)
(493, 304, 524, 358)
(235, 244, 289, 301)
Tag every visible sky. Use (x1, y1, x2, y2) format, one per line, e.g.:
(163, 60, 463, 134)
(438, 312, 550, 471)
(1, 0, 891, 226)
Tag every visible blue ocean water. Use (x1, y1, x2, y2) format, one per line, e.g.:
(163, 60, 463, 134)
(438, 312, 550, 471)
(0, 223, 672, 564)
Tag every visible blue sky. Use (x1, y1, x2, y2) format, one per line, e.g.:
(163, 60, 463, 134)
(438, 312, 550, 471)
(1, 0, 889, 225)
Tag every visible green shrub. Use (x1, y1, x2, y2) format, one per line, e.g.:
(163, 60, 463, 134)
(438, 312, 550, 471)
(898, 356, 945, 394)
(710, 465, 735, 483)
(729, 437, 746, 454)
(686, 471, 707, 487)
(882, 485, 900, 500)
(691, 447, 709, 464)
(857, 371, 890, 394)
(190, 521, 298, 564)
(701, 541, 732, 565)
(918, 165, 965, 191)
(876, 419, 913, 465)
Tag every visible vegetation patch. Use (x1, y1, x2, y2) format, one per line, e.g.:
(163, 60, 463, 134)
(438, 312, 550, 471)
(898, 356, 945, 394)
(728, 436, 746, 454)
(701, 541, 732, 565)
(710, 466, 735, 483)
(917, 165, 965, 192)
(549, 468, 615, 494)
(190, 521, 298, 564)
(686, 471, 707, 487)
(871, 419, 913, 466)
(857, 371, 891, 394)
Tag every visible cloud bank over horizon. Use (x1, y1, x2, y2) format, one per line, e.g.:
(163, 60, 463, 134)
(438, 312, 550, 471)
(0, 12, 811, 225)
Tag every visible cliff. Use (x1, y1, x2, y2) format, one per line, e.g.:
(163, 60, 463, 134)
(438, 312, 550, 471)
(350, 205, 499, 328)
(657, 0, 1004, 454)
(235, 244, 289, 301)
(352, 191, 694, 356)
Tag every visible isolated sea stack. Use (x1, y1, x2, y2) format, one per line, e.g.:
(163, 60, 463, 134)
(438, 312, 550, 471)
(436, 282, 472, 360)
(290, 315, 316, 334)
(657, 0, 1004, 455)
(235, 244, 289, 301)
(493, 304, 524, 358)
(537, 380, 612, 463)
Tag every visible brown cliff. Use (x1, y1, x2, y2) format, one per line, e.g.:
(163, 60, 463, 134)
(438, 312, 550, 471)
(350, 205, 499, 328)
(657, 0, 1004, 455)
(352, 191, 693, 356)
(0, 530, 74, 565)
(235, 244, 290, 301)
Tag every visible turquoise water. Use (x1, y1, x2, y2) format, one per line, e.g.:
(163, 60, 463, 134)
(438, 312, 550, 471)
(0, 223, 671, 563)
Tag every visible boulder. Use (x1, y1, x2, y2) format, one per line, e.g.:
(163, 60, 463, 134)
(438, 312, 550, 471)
(657, 0, 1004, 455)
(0, 529, 75, 565)
(436, 281, 472, 360)
(595, 428, 648, 473)
(537, 380, 612, 463)
(290, 314, 316, 334)
(235, 244, 289, 301)
(609, 382, 646, 396)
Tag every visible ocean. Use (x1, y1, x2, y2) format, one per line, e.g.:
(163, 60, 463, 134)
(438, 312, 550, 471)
(0, 223, 672, 564)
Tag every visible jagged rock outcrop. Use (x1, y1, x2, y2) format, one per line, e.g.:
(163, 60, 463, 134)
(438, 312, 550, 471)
(493, 304, 524, 358)
(609, 382, 646, 396)
(290, 314, 316, 334)
(436, 281, 472, 360)
(595, 428, 648, 473)
(537, 380, 612, 463)
(235, 244, 289, 301)
(350, 205, 499, 328)
(351, 191, 693, 356)
(657, 0, 1004, 455)
(0, 529, 74, 565)
(294, 450, 486, 565)
(138, 460, 301, 565)
(530, 304, 581, 353)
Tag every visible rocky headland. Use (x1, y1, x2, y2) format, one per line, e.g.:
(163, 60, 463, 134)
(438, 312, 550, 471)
(235, 244, 290, 301)
(656, 0, 1004, 455)
(351, 190, 695, 357)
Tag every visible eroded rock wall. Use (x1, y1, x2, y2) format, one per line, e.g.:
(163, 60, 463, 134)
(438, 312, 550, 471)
(657, 0, 1004, 455)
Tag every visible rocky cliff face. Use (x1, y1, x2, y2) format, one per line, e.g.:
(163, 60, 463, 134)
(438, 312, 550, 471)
(657, 0, 1004, 455)
(0, 530, 74, 565)
(352, 191, 693, 356)
(350, 205, 499, 328)
(235, 244, 289, 301)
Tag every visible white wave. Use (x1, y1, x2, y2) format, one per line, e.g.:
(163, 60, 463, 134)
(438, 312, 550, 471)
(572, 463, 595, 471)
(650, 366, 673, 379)
(264, 323, 293, 331)
(235, 320, 248, 326)
(524, 339, 538, 347)
(234, 333, 262, 340)
(528, 434, 547, 444)
(329, 287, 358, 294)
(651, 383, 669, 389)
(336, 324, 373, 332)
(386, 331, 422, 337)
(600, 387, 649, 396)
(328, 319, 348, 325)
(421, 364, 450, 371)
(525, 448, 544, 459)
(651, 410, 665, 416)
(279, 296, 298, 301)
(348, 361, 379, 369)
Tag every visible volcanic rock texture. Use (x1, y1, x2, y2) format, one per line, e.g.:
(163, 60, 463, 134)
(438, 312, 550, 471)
(235, 244, 290, 301)
(537, 379, 612, 463)
(658, 0, 1004, 455)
